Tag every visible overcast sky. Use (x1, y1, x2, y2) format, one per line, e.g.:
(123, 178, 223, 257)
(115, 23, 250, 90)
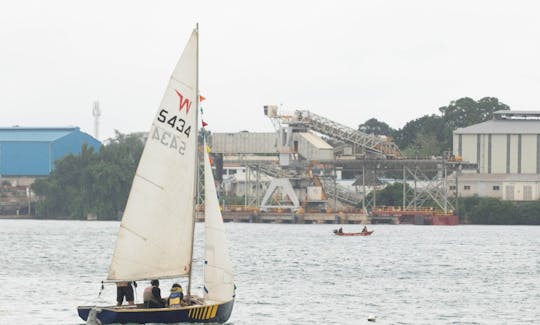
(2, 0, 540, 141)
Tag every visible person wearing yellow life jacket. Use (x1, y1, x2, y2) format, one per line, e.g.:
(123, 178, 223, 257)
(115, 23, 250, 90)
(168, 283, 184, 307)
(143, 279, 165, 308)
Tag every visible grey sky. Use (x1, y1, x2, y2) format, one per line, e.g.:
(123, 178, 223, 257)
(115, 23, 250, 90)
(2, 0, 539, 141)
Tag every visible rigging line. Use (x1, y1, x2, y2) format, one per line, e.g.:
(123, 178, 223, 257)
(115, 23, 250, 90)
(120, 224, 148, 241)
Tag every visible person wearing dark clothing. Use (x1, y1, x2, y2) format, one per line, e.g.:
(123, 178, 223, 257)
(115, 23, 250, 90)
(116, 282, 135, 306)
(143, 279, 165, 308)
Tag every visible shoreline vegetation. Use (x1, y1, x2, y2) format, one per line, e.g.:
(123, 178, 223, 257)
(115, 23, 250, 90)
(5, 97, 539, 224)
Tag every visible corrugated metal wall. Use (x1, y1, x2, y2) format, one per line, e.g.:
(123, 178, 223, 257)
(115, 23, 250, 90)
(0, 128, 101, 176)
(294, 133, 333, 160)
(211, 132, 277, 154)
(52, 129, 101, 163)
(454, 132, 538, 174)
(0, 142, 51, 175)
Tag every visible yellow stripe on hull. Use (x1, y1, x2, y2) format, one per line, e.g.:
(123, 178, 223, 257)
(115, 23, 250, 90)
(187, 304, 218, 320)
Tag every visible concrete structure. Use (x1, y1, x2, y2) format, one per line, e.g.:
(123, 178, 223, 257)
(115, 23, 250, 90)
(453, 111, 540, 200)
(454, 111, 540, 174)
(451, 172, 540, 201)
(0, 127, 101, 177)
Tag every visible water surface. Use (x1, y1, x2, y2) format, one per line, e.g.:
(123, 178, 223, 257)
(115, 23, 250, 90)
(0, 220, 538, 324)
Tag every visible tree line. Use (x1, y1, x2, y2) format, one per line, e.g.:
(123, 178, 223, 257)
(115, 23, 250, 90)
(32, 132, 144, 219)
(358, 96, 509, 157)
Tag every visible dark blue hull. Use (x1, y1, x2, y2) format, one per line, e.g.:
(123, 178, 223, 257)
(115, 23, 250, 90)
(77, 300, 234, 324)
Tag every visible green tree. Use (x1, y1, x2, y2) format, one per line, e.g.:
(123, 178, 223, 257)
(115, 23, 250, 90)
(439, 96, 509, 130)
(395, 114, 445, 153)
(33, 132, 144, 219)
(358, 118, 396, 136)
(392, 97, 509, 157)
(367, 182, 408, 207)
(457, 196, 540, 225)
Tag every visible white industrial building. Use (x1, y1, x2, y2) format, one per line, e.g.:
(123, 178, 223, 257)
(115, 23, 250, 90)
(453, 111, 540, 200)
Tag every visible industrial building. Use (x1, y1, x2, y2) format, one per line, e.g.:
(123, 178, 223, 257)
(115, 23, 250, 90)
(209, 107, 455, 223)
(453, 111, 540, 200)
(0, 127, 101, 181)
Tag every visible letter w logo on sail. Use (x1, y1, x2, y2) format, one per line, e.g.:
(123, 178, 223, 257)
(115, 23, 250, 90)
(175, 90, 192, 114)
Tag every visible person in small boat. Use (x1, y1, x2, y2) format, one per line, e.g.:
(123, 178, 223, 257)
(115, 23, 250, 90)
(116, 281, 135, 306)
(143, 279, 165, 308)
(338, 227, 343, 233)
(362, 225, 368, 233)
(168, 283, 184, 307)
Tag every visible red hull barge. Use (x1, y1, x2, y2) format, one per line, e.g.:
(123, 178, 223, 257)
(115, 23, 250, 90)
(371, 207, 459, 225)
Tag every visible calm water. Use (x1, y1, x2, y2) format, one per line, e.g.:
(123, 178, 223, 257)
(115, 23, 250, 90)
(0, 220, 538, 324)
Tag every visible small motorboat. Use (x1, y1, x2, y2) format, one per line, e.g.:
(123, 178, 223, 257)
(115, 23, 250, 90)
(333, 228, 374, 236)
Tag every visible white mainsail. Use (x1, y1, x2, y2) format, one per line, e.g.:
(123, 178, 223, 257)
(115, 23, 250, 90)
(108, 30, 199, 281)
(203, 143, 235, 302)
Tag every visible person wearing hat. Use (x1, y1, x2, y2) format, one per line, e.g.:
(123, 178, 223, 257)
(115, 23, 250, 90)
(168, 283, 184, 307)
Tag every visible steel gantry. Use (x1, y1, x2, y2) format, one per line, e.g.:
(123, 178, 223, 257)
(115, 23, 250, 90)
(266, 108, 402, 158)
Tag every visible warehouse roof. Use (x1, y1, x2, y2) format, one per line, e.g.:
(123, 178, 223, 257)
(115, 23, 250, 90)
(0, 127, 79, 142)
(494, 110, 540, 120)
(454, 119, 540, 135)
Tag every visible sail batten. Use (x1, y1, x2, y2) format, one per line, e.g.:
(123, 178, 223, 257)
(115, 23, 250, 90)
(107, 30, 199, 282)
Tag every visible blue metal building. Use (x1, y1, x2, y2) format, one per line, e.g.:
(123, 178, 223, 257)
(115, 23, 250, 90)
(0, 127, 101, 176)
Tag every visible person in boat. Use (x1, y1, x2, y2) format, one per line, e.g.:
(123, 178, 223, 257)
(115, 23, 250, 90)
(168, 283, 184, 307)
(338, 227, 343, 234)
(362, 225, 368, 233)
(143, 279, 165, 308)
(116, 281, 135, 306)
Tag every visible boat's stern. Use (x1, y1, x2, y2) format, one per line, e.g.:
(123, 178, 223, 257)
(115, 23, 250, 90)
(187, 299, 235, 323)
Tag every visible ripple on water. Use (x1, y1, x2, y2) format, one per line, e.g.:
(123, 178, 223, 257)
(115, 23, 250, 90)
(1, 221, 539, 324)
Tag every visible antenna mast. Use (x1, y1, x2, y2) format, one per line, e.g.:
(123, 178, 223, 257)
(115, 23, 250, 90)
(92, 101, 101, 139)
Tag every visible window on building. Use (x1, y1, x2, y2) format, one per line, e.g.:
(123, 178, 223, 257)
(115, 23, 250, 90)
(464, 185, 471, 190)
(493, 186, 500, 191)
(449, 186, 456, 190)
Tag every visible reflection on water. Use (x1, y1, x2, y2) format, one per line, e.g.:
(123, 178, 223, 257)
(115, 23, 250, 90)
(0, 220, 539, 324)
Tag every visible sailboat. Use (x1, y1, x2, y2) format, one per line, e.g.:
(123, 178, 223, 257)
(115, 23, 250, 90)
(77, 26, 235, 324)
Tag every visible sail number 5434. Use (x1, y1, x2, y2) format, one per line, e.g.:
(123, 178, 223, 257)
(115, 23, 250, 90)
(157, 109, 191, 137)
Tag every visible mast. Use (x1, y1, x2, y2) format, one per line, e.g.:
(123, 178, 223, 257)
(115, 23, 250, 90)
(187, 23, 199, 299)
